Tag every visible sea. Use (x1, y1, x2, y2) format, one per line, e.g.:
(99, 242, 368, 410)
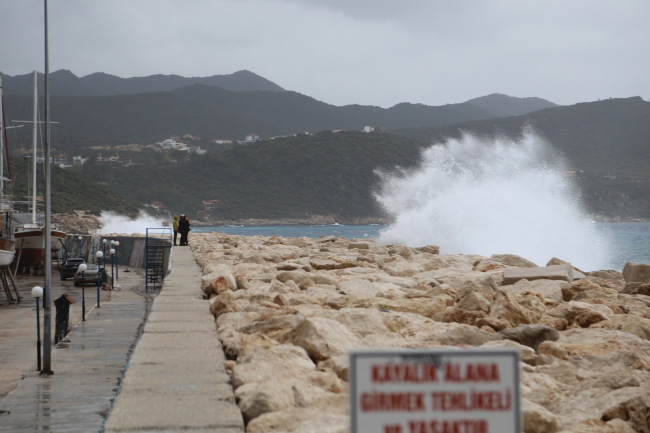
(192, 222, 650, 272)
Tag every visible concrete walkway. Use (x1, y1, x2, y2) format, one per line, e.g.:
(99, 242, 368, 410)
(0, 273, 149, 432)
(104, 247, 244, 432)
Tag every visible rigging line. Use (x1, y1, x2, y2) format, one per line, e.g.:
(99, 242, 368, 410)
(2, 100, 12, 181)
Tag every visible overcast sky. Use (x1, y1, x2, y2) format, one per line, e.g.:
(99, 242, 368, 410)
(1, 0, 648, 108)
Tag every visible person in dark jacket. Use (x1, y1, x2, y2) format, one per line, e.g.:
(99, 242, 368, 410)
(178, 214, 188, 246)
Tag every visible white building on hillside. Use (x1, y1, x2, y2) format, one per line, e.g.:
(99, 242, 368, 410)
(246, 134, 259, 143)
(363, 126, 374, 132)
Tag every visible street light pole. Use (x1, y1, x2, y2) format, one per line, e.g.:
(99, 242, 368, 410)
(110, 248, 115, 287)
(79, 263, 87, 321)
(77, 235, 82, 257)
(115, 241, 120, 280)
(32, 286, 43, 371)
(96, 251, 103, 308)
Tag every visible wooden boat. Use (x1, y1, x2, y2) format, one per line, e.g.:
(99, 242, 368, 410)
(0, 76, 16, 268)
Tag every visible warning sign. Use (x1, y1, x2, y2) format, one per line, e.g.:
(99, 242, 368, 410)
(350, 349, 520, 433)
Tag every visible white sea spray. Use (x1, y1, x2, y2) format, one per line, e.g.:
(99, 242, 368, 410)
(95, 211, 165, 235)
(375, 130, 610, 271)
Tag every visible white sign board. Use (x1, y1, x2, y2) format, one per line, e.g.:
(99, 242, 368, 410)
(350, 349, 520, 433)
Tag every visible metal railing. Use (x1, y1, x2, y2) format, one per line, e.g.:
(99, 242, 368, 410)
(145, 228, 172, 293)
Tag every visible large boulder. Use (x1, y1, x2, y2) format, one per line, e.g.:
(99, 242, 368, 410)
(623, 262, 650, 283)
(246, 394, 348, 433)
(334, 308, 390, 338)
(232, 344, 315, 388)
(499, 325, 559, 351)
(201, 265, 237, 295)
(503, 264, 574, 285)
(503, 279, 566, 304)
(429, 324, 504, 346)
(522, 399, 560, 433)
(489, 290, 541, 327)
(287, 317, 361, 361)
(545, 301, 611, 327)
(591, 315, 650, 341)
(490, 254, 538, 268)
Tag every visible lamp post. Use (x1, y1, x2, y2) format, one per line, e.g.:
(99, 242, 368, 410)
(96, 251, 103, 308)
(78, 263, 87, 321)
(77, 235, 82, 257)
(31, 286, 43, 371)
(110, 248, 115, 287)
(102, 239, 108, 271)
(115, 241, 120, 280)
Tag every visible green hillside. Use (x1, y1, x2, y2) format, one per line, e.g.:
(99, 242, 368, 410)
(79, 131, 426, 219)
(8, 156, 145, 216)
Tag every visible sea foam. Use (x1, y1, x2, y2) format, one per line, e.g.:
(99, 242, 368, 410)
(375, 131, 609, 271)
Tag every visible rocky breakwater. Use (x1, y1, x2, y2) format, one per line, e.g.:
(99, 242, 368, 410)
(189, 233, 650, 433)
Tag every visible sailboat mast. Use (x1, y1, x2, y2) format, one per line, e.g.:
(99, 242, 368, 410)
(32, 71, 38, 223)
(0, 76, 4, 193)
(42, 0, 53, 374)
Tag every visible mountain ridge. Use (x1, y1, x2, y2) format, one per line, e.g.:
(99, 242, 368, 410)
(0, 69, 286, 96)
(3, 83, 499, 143)
(465, 93, 559, 117)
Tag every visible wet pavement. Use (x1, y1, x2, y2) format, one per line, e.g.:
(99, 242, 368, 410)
(0, 268, 150, 432)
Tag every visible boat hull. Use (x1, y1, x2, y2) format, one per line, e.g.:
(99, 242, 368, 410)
(14, 230, 66, 266)
(0, 237, 16, 268)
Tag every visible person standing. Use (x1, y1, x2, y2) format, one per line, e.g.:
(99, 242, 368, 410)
(173, 215, 179, 246)
(178, 214, 188, 246)
(185, 216, 191, 245)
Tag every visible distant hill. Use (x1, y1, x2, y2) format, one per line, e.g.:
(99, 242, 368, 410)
(9, 156, 144, 216)
(78, 131, 426, 220)
(393, 97, 650, 219)
(465, 93, 559, 117)
(0, 69, 286, 96)
(3, 84, 496, 144)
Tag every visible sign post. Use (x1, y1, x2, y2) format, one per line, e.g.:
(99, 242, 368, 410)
(350, 349, 520, 433)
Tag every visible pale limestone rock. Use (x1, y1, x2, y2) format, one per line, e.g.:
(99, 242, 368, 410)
(481, 339, 537, 365)
(456, 288, 491, 313)
(232, 344, 315, 388)
(201, 266, 237, 295)
(522, 399, 561, 433)
(503, 264, 574, 285)
(216, 311, 261, 334)
(591, 315, 650, 341)
(220, 328, 279, 360)
(489, 289, 541, 327)
(317, 355, 349, 381)
(545, 301, 611, 327)
(334, 308, 390, 338)
(560, 418, 636, 433)
(623, 261, 650, 283)
(380, 257, 425, 277)
(287, 317, 361, 361)
(503, 279, 566, 304)
(345, 296, 452, 317)
(246, 394, 348, 433)
(491, 253, 538, 268)
(429, 324, 504, 346)
(238, 314, 304, 342)
(337, 279, 385, 298)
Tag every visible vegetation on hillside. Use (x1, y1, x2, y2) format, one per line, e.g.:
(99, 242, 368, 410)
(80, 131, 426, 219)
(8, 156, 145, 216)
